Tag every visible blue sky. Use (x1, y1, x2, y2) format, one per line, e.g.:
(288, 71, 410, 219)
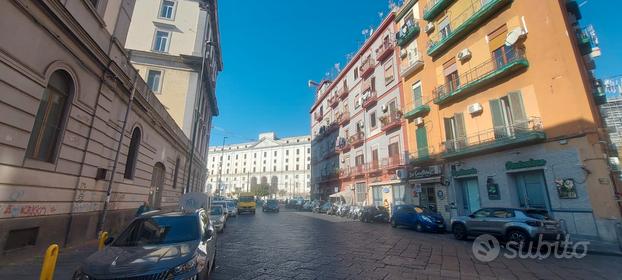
(210, 0, 622, 145)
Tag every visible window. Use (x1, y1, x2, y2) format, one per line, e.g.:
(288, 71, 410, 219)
(27, 70, 73, 162)
(443, 113, 466, 152)
(370, 112, 377, 129)
(296, 149, 300, 155)
(491, 209, 515, 218)
(384, 61, 394, 84)
(490, 92, 527, 138)
(354, 68, 359, 79)
(473, 208, 493, 218)
(388, 141, 399, 159)
(296, 165, 299, 170)
(392, 185, 405, 205)
(153, 30, 170, 52)
(439, 16, 451, 39)
(286, 150, 289, 155)
(159, 0, 176, 20)
(172, 157, 180, 189)
(372, 186, 383, 206)
(273, 166, 276, 171)
(264, 152, 267, 157)
(274, 151, 277, 156)
(124, 127, 141, 179)
(443, 60, 460, 92)
(412, 81, 423, 107)
(355, 183, 366, 203)
(355, 154, 364, 166)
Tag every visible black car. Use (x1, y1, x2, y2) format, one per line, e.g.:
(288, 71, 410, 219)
(360, 206, 390, 223)
(73, 210, 217, 280)
(263, 199, 280, 212)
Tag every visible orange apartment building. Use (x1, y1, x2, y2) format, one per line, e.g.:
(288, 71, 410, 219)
(393, 0, 620, 245)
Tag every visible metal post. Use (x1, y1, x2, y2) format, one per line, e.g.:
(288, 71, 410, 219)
(216, 136, 227, 196)
(97, 79, 137, 235)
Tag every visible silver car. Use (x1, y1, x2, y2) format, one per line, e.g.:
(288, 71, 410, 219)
(450, 208, 565, 243)
(210, 205, 226, 232)
(73, 210, 217, 280)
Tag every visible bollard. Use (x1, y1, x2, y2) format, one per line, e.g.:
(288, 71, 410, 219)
(39, 244, 59, 280)
(98, 231, 109, 251)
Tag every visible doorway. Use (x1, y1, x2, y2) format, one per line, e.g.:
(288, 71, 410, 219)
(514, 171, 548, 209)
(419, 184, 437, 212)
(457, 178, 480, 215)
(150, 162, 166, 209)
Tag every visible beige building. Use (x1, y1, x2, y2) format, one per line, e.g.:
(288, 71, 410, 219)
(207, 133, 311, 198)
(0, 0, 219, 260)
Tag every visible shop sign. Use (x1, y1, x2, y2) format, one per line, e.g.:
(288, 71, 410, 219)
(505, 159, 546, 170)
(382, 187, 390, 193)
(410, 165, 442, 179)
(452, 168, 478, 177)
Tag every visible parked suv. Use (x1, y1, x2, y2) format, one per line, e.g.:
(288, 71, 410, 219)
(451, 208, 564, 243)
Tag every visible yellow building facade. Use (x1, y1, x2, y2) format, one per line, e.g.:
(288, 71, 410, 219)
(394, 0, 620, 244)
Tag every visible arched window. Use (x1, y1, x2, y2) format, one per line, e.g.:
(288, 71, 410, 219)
(124, 127, 141, 179)
(27, 70, 73, 162)
(172, 157, 180, 189)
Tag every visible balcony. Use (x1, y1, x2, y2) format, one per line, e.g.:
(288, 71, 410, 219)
(314, 111, 323, 121)
(328, 95, 339, 108)
(352, 165, 366, 177)
(396, 21, 420, 47)
(593, 79, 606, 105)
(376, 40, 395, 62)
(337, 85, 349, 99)
(366, 161, 382, 175)
(359, 55, 375, 78)
(336, 136, 350, 153)
(409, 147, 434, 165)
(442, 117, 546, 159)
(339, 167, 351, 179)
(400, 51, 424, 78)
(349, 132, 365, 147)
(382, 155, 406, 170)
(403, 99, 430, 119)
(576, 27, 593, 56)
(337, 111, 350, 126)
(433, 47, 528, 105)
(423, 0, 455, 21)
(380, 110, 403, 132)
(427, 0, 512, 57)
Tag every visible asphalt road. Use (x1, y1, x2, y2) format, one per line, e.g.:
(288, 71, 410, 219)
(211, 208, 622, 280)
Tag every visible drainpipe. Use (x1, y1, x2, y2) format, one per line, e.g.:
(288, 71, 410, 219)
(96, 77, 138, 235)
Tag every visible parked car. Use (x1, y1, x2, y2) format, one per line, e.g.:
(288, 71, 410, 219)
(316, 202, 332, 213)
(225, 200, 238, 217)
(73, 210, 217, 280)
(263, 199, 280, 212)
(450, 208, 565, 243)
(360, 206, 390, 223)
(210, 205, 226, 232)
(211, 201, 228, 220)
(391, 205, 445, 232)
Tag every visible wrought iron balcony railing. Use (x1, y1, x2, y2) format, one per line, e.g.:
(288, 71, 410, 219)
(360, 55, 375, 78)
(396, 21, 420, 47)
(400, 51, 424, 78)
(423, 0, 455, 21)
(376, 40, 395, 62)
(380, 111, 403, 132)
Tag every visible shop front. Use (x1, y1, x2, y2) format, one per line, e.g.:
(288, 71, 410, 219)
(407, 165, 451, 221)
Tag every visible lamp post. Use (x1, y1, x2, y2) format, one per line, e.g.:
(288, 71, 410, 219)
(216, 136, 227, 196)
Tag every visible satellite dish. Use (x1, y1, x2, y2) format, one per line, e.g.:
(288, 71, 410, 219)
(505, 27, 525, 46)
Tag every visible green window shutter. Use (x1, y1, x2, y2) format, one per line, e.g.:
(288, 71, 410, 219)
(416, 127, 429, 157)
(489, 99, 507, 139)
(508, 91, 528, 130)
(413, 84, 422, 107)
(454, 113, 466, 148)
(443, 117, 454, 152)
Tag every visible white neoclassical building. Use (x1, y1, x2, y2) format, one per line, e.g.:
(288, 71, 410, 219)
(207, 133, 311, 198)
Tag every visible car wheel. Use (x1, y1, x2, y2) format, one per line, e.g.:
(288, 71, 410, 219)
(415, 222, 423, 232)
(391, 219, 397, 228)
(453, 223, 467, 240)
(507, 229, 529, 245)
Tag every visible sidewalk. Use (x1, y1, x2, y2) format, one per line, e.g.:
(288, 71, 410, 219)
(0, 240, 98, 279)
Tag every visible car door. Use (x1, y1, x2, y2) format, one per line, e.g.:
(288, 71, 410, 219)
(486, 208, 514, 235)
(199, 211, 216, 269)
(466, 208, 492, 234)
(401, 206, 417, 226)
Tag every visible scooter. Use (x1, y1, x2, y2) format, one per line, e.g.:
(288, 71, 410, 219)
(360, 206, 390, 223)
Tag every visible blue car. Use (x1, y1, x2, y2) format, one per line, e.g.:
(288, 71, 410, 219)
(391, 205, 446, 232)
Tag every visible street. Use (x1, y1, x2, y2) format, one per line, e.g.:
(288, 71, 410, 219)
(212, 209, 622, 280)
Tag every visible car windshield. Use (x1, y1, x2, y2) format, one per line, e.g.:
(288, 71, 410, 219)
(226, 202, 235, 208)
(524, 209, 552, 220)
(112, 216, 199, 246)
(267, 200, 277, 205)
(210, 207, 223, 215)
(239, 196, 253, 202)
(213, 202, 226, 209)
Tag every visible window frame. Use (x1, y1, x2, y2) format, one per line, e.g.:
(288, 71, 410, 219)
(152, 29, 171, 53)
(146, 69, 164, 93)
(124, 127, 142, 180)
(158, 0, 178, 20)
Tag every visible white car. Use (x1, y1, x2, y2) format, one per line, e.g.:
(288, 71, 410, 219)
(225, 200, 238, 217)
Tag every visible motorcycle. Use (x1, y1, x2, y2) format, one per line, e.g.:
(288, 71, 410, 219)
(337, 205, 350, 217)
(360, 206, 390, 223)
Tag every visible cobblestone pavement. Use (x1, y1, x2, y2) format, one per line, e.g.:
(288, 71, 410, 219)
(212, 209, 622, 280)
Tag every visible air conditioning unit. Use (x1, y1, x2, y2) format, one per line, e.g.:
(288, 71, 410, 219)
(414, 117, 424, 126)
(457, 48, 471, 61)
(381, 104, 388, 112)
(400, 49, 408, 58)
(468, 103, 483, 114)
(424, 22, 435, 33)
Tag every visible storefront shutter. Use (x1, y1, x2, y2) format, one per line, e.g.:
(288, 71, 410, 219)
(489, 99, 507, 139)
(508, 91, 528, 131)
